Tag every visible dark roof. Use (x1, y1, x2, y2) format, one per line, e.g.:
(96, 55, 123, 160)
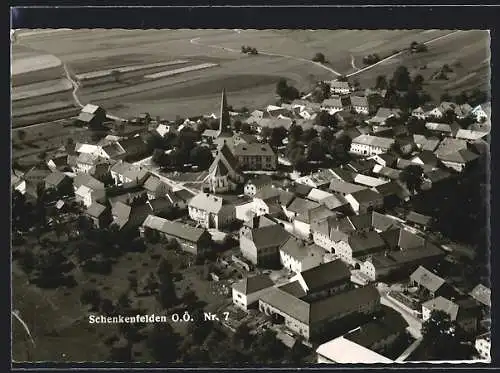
(143, 175, 164, 192)
(372, 211, 400, 232)
(174, 189, 195, 203)
(348, 231, 386, 254)
(329, 179, 367, 195)
(142, 214, 208, 242)
(118, 137, 146, 154)
(398, 229, 425, 249)
(254, 185, 281, 201)
(346, 214, 372, 231)
(45, 171, 68, 186)
(345, 159, 377, 174)
(349, 189, 382, 203)
(232, 274, 274, 295)
(102, 142, 125, 158)
(233, 143, 275, 157)
(299, 260, 351, 292)
(279, 280, 307, 298)
(293, 183, 314, 197)
(330, 168, 356, 183)
(375, 180, 404, 197)
(406, 211, 432, 226)
(287, 198, 320, 217)
(85, 202, 108, 218)
(251, 224, 291, 250)
(247, 174, 273, 188)
(345, 310, 408, 349)
(380, 228, 401, 250)
(218, 142, 239, 170)
(73, 173, 105, 190)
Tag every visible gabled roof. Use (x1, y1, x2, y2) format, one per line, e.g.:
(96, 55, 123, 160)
(322, 97, 343, 107)
(398, 229, 425, 249)
(413, 135, 441, 152)
(455, 129, 489, 141)
(438, 148, 479, 164)
(348, 189, 382, 203)
(287, 197, 320, 217)
(189, 193, 226, 214)
(118, 137, 146, 153)
(425, 122, 458, 133)
(406, 211, 432, 226)
(434, 138, 468, 158)
(250, 224, 291, 250)
(422, 296, 459, 321)
(233, 142, 275, 157)
(280, 237, 325, 261)
(101, 142, 125, 158)
(469, 284, 491, 307)
(372, 211, 400, 232)
(73, 173, 105, 190)
(142, 214, 208, 243)
(354, 174, 388, 188)
(380, 228, 401, 250)
(352, 134, 395, 149)
(81, 104, 102, 114)
(86, 202, 107, 218)
(299, 260, 351, 292)
(246, 174, 273, 188)
(112, 201, 132, 220)
(374, 180, 404, 197)
(411, 150, 439, 167)
(329, 179, 367, 195)
(410, 266, 445, 293)
(348, 231, 386, 254)
(143, 175, 166, 192)
(44, 171, 68, 186)
(372, 164, 401, 180)
(232, 274, 274, 295)
(350, 95, 369, 107)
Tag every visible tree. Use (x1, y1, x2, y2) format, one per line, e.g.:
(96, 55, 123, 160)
(182, 289, 198, 307)
(128, 275, 138, 294)
(157, 258, 173, 281)
(158, 277, 177, 309)
(314, 111, 337, 128)
(233, 119, 242, 132)
(111, 69, 121, 83)
(312, 52, 326, 63)
(320, 127, 333, 143)
(441, 92, 452, 102)
(270, 126, 288, 147)
(307, 138, 325, 162)
(232, 322, 252, 348)
(251, 329, 286, 363)
(100, 298, 114, 315)
(400, 164, 424, 193)
(302, 128, 318, 143)
(275, 78, 299, 102)
(241, 45, 249, 53)
(190, 145, 214, 170)
(241, 122, 252, 134)
(412, 74, 424, 90)
(392, 66, 412, 91)
(375, 75, 388, 90)
(288, 124, 303, 143)
(147, 323, 181, 363)
(80, 288, 101, 310)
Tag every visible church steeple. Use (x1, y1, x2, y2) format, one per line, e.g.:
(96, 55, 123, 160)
(219, 88, 231, 135)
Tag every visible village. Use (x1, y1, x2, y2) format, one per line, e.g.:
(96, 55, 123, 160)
(12, 64, 491, 363)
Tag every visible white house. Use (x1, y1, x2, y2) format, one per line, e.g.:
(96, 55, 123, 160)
(321, 96, 344, 114)
(471, 104, 489, 122)
(421, 296, 459, 322)
(279, 237, 326, 274)
(350, 135, 395, 156)
(75, 185, 106, 208)
(345, 189, 384, 215)
(350, 95, 369, 115)
(327, 80, 351, 95)
(232, 274, 274, 311)
(188, 193, 236, 230)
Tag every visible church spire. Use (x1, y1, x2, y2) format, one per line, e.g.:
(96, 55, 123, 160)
(219, 88, 230, 134)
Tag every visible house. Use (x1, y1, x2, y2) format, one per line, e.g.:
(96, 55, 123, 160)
(469, 284, 491, 308)
(411, 104, 437, 120)
(329, 179, 367, 197)
(409, 266, 446, 298)
(295, 169, 337, 189)
(267, 104, 290, 117)
(155, 123, 173, 138)
(84, 202, 112, 228)
(372, 164, 402, 181)
(370, 153, 397, 168)
(350, 135, 395, 156)
(140, 215, 212, 256)
(412, 135, 441, 152)
(475, 333, 491, 361)
(232, 274, 274, 311)
(255, 117, 294, 133)
(23, 166, 52, 185)
(232, 143, 277, 171)
(285, 197, 321, 236)
(239, 224, 291, 267)
(46, 154, 69, 171)
(367, 107, 402, 126)
(329, 167, 356, 183)
(360, 241, 444, 281)
(345, 159, 378, 174)
(251, 186, 294, 217)
(117, 137, 148, 161)
(280, 237, 326, 273)
(454, 129, 489, 142)
(244, 175, 273, 197)
(410, 150, 440, 168)
(73, 173, 105, 191)
(345, 189, 384, 215)
(327, 80, 351, 95)
(205, 143, 245, 193)
(373, 180, 408, 206)
(454, 103, 473, 119)
(258, 284, 380, 341)
(44, 171, 72, 193)
(336, 230, 386, 264)
(353, 174, 389, 188)
(100, 141, 126, 160)
(143, 175, 170, 200)
(321, 96, 344, 114)
(74, 153, 109, 174)
(75, 184, 106, 207)
(306, 189, 348, 210)
(405, 211, 433, 230)
(350, 95, 369, 114)
(110, 161, 149, 186)
(173, 189, 194, 208)
(434, 137, 468, 158)
(422, 297, 479, 334)
(76, 104, 107, 127)
(188, 193, 236, 230)
(425, 122, 460, 136)
(437, 148, 479, 172)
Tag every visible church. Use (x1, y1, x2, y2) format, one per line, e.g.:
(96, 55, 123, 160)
(204, 89, 245, 193)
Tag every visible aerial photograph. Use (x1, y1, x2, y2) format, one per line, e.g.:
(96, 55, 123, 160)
(11, 28, 490, 364)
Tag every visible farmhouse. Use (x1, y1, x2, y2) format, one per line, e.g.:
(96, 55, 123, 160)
(349, 95, 369, 114)
(110, 161, 149, 186)
(239, 223, 291, 267)
(232, 274, 274, 311)
(76, 104, 107, 128)
(437, 148, 479, 172)
(244, 175, 273, 197)
(188, 193, 236, 230)
(279, 237, 326, 274)
(409, 266, 447, 298)
(345, 189, 384, 215)
(140, 214, 212, 256)
(143, 175, 170, 200)
(84, 202, 112, 229)
(327, 80, 352, 95)
(321, 96, 344, 114)
(350, 135, 395, 156)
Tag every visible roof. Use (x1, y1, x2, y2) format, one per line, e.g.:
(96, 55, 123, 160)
(434, 138, 468, 157)
(374, 107, 401, 119)
(174, 189, 195, 203)
(118, 137, 146, 154)
(398, 229, 425, 249)
(246, 174, 272, 188)
(371, 211, 400, 232)
(422, 296, 459, 321)
(259, 287, 310, 324)
(73, 173, 105, 190)
(322, 97, 343, 107)
(85, 202, 107, 218)
(372, 164, 401, 180)
(411, 150, 439, 167)
(329, 80, 350, 89)
(413, 135, 441, 152)
(455, 129, 489, 141)
(425, 122, 457, 133)
(348, 189, 382, 203)
(44, 171, 68, 186)
(143, 175, 165, 192)
(374, 180, 404, 197)
(279, 280, 308, 298)
(101, 142, 125, 158)
(293, 183, 314, 197)
(280, 238, 325, 261)
(353, 174, 388, 188)
(287, 197, 321, 217)
(232, 274, 275, 295)
(329, 179, 367, 195)
(82, 104, 101, 114)
(469, 284, 491, 307)
(202, 129, 220, 138)
(189, 193, 226, 214)
(233, 142, 275, 157)
(251, 224, 291, 250)
(350, 95, 369, 107)
(316, 336, 393, 364)
(352, 135, 395, 149)
(406, 211, 432, 226)
(380, 228, 402, 250)
(348, 231, 386, 254)
(345, 311, 408, 350)
(77, 112, 96, 123)
(299, 260, 351, 292)
(142, 214, 208, 243)
(254, 185, 281, 201)
(424, 168, 452, 183)
(256, 118, 293, 131)
(438, 148, 479, 164)
(410, 266, 445, 293)
(112, 201, 132, 220)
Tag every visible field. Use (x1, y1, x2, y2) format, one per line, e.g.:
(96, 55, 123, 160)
(12, 28, 489, 126)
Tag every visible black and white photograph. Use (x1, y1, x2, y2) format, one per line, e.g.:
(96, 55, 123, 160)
(11, 24, 491, 364)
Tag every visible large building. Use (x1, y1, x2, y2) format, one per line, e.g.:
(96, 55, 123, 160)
(188, 193, 237, 230)
(232, 143, 277, 171)
(350, 135, 395, 156)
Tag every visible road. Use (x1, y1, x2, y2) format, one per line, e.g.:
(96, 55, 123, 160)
(190, 33, 343, 77)
(377, 283, 422, 339)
